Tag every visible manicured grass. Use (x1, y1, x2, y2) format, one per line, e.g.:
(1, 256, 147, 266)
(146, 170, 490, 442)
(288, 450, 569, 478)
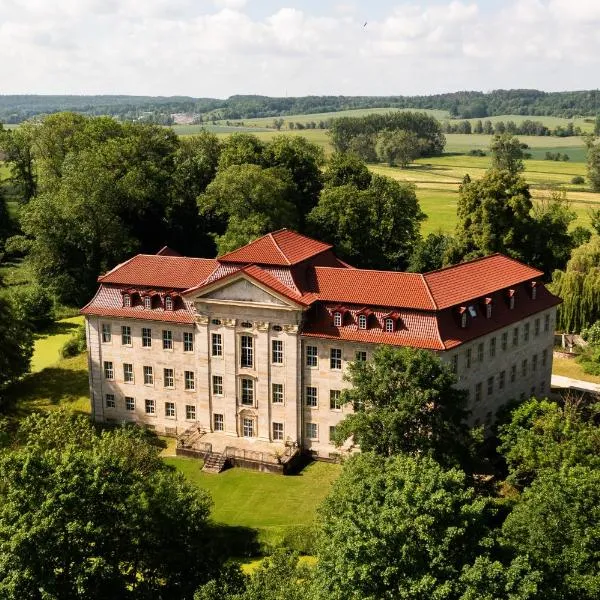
(30, 316, 84, 372)
(164, 457, 340, 529)
(552, 356, 600, 385)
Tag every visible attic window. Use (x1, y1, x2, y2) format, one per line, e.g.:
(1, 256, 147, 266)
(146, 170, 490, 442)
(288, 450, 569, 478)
(123, 294, 131, 308)
(241, 321, 252, 328)
(273, 325, 283, 332)
(508, 289, 516, 310)
(485, 298, 492, 319)
(459, 306, 467, 328)
(333, 312, 342, 327)
(531, 281, 537, 300)
(384, 318, 394, 333)
(468, 305, 477, 318)
(165, 296, 173, 311)
(144, 296, 152, 310)
(211, 319, 222, 325)
(358, 314, 367, 330)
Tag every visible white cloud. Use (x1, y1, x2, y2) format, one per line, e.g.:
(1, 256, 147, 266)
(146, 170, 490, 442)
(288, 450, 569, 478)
(213, 0, 247, 9)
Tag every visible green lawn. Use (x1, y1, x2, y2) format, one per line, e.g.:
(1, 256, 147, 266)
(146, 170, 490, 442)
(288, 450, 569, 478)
(31, 316, 84, 372)
(552, 356, 600, 385)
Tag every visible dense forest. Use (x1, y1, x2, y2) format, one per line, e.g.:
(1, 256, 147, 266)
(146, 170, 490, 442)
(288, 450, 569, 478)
(1, 89, 600, 123)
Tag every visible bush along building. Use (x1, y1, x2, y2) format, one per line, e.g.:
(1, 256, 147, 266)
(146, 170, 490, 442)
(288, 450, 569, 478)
(82, 229, 560, 468)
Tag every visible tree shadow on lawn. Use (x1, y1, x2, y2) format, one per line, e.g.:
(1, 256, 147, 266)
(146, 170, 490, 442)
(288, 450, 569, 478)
(34, 320, 79, 341)
(209, 523, 260, 558)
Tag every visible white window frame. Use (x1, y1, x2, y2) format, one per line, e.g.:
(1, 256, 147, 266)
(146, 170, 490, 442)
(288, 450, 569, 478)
(105, 393, 115, 408)
(330, 348, 342, 370)
(162, 330, 173, 350)
(358, 314, 367, 330)
(165, 296, 173, 310)
(121, 325, 131, 346)
(241, 335, 254, 368)
(163, 368, 174, 389)
(306, 345, 318, 367)
(123, 294, 131, 308)
(144, 296, 152, 310)
(142, 327, 152, 347)
(123, 363, 134, 383)
(272, 339, 284, 364)
(385, 318, 395, 333)
(125, 396, 135, 411)
(242, 417, 255, 438)
(186, 405, 196, 420)
(212, 375, 223, 396)
(333, 312, 342, 327)
(272, 422, 284, 441)
(306, 422, 318, 440)
(101, 323, 111, 343)
(183, 332, 194, 352)
(240, 378, 254, 406)
(165, 401, 176, 418)
(143, 365, 154, 385)
(330, 389, 342, 411)
(104, 361, 114, 380)
(355, 351, 367, 362)
(211, 333, 223, 357)
(305, 386, 318, 407)
(213, 413, 224, 431)
(145, 399, 155, 415)
(184, 370, 195, 391)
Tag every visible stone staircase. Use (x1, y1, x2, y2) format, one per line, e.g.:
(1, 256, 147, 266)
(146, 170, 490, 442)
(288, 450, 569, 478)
(202, 452, 228, 474)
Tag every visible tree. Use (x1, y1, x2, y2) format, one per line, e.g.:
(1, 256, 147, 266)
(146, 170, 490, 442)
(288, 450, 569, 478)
(408, 231, 454, 272)
(490, 133, 525, 174)
(501, 466, 600, 600)
(10, 284, 55, 332)
(584, 135, 600, 192)
(0, 121, 37, 203)
(376, 129, 421, 167)
(447, 170, 533, 265)
(0, 292, 33, 392)
(322, 152, 372, 190)
(314, 453, 493, 600)
(308, 174, 424, 270)
(0, 411, 221, 600)
(347, 133, 378, 162)
(217, 133, 265, 171)
(272, 118, 284, 131)
(0, 187, 12, 258)
(199, 164, 298, 255)
(332, 346, 475, 469)
(589, 207, 600, 235)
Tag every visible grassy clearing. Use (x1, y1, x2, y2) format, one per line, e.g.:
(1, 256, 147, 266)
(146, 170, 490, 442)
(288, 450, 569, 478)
(552, 356, 600, 385)
(30, 316, 84, 372)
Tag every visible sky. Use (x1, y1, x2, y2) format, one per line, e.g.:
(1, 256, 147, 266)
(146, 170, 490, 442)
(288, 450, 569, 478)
(1, 0, 599, 97)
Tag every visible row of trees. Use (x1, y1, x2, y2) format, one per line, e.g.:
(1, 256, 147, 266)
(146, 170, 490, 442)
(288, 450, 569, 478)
(444, 118, 583, 137)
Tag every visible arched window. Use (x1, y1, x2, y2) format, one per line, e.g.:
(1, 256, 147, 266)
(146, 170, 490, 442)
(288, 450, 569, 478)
(358, 314, 367, 330)
(385, 318, 394, 333)
(123, 294, 131, 308)
(144, 296, 152, 310)
(333, 312, 342, 327)
(165, 296, 173, 310)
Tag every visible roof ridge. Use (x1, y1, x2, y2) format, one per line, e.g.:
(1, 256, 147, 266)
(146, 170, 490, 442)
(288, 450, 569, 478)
(313, 265, 423, 276)
(419, 273, 438, 311)
(98, 256, 137, 281)
(268, 232, 292, 265)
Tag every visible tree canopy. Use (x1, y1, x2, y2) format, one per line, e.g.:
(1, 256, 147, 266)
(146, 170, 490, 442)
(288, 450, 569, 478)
(490, 133, 526, 174)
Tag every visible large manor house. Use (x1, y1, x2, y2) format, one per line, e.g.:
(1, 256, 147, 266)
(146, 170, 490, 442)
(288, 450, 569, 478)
(82, 229, 560, 460)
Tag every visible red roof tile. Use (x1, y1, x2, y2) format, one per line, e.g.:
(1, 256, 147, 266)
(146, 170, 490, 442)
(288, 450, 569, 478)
(306, 267, 436, 310)
(424, 254, 543, 310)
(218, 229, 332, 266)
(98, 256, 218, 289)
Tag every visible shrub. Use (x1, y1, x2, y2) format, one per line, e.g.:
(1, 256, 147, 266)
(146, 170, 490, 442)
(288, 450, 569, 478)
(572, 175, 585, 184)
(468, 149, 486, 156)
(581, 321, 600, 345)
(60, 324, 87, 358)
(10, 285, 55, 331)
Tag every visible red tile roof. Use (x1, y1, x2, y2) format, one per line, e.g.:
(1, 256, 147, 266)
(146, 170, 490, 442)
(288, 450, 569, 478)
(98, 256, 218, 289)
(306, 267, 436, 310)
(423, 254, 543, 310)
(218, 229, 332, 266)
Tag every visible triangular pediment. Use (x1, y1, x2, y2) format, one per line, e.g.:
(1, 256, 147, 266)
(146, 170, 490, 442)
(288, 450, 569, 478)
(194, 276, 293, 307)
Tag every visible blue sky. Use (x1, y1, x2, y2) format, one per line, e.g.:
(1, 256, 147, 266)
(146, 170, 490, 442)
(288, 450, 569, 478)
(1, 0, 599, 96)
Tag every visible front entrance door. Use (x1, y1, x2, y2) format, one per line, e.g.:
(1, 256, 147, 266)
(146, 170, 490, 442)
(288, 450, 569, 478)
(242, 417, 254, 438)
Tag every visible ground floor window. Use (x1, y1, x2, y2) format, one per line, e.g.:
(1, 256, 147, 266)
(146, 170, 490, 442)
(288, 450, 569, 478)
(186, 405, 196, 420)
(165, 401, 176, 418)
(105, 393, 115, 408)
(306, 422, 318, 440)
(145, 399, 155, 414)
(242, 417, 255, 437)
(214, 413, 224, 431)
(125, 397, 135, 411)
(329, 425, 336, 442)
(272, 422, 284, 440)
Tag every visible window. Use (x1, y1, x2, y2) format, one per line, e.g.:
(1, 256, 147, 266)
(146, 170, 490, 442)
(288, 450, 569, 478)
(461, 312, 467, 329)
(542, 348, 548, 367)
(144, 296, 152, 310)
(101, 323, 111, 343)
(487, 376, 494, 396)
(385, 318, 394, 333)
(241, 321, 253, 328)
(145, 399, 155, 414)
(143, 366, 153, 385)
(241, 378, 254, 405)
(183, 332, 194, 352)
(105, 393, 115, 408)
(510, 364, 517, 383)
(163, 368, 174, 388)
(104, 361, 114, 379)
(477, 343, 484, 363)
(330, 390, 342, 411)
(532, 286, 537, 300)
(165, 401, 175, 418)
(123, 363, 134, 383)
(186, 405, 196, 420)
(125, 396, 135, 411)
(489, 337, 496, 358)
(532, 354, 538, 372)
(330, 348, 342, 370)
(165, 296, 173, 310)
(509, 293, 515, 310)
(306, 422, 318, 440)
(355, 351, 367, 362)
(466, 348, 472, 369)
(272, 340, 283, 364)
(185, 371, 195, 391)
(305, 386, 318, 407)
(241, 335, 253, 368)
(512, 327, 519, 347)
(142, 327, 152, 347)
(524, 322, 530, 342)
(358, 314, 367, 329)
(212, 375, 223, 395)
(451, 355, 458, 374)
(272, 422, 284, 441)
(214, 413, 224, 431)
(272, 383, 284, 404)
(211, 319, 221, 325)
(521, 359, 528, 377)
(211, 333, 223, 357)
(121, 326, 131, 346)
(486, 303, 492, 319)
(534, 318, 540, 336)
(162, 330, 173, 350)
(333, 312, 342, 327)
(499, 370, 506, 390)
(475, 382, 482, 402)
(273, 325, 282, 332)
(329, 426, 336, 442)
(544, 314, 550, 332)
(306, 345, 318, 367)
(501, 332, 508, 352)
(242, 417, 254, 437)
(123, 294, 131, 307)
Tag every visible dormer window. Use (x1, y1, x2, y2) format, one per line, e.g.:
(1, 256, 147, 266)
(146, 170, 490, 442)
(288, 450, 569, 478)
(531, 281, 537, 300)
(485, 298, 492, 319)
(508, 289, 516, 310)
(165, 296, 173, 311)
(468, 305, 477, 318)
(144, 296, 152, 310)
(358, 314, 367, 330)
(123, 294, 131, 308)
(333, 312, 342, 327)
(384, 318, 394, 333)
(459, 306, 467, 328)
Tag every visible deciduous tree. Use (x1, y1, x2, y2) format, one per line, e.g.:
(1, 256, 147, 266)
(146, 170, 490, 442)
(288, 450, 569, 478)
(490, 133, 525, 174)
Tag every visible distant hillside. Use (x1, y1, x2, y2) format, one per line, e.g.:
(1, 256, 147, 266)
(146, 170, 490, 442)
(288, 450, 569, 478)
(1, 89, 599, 124)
